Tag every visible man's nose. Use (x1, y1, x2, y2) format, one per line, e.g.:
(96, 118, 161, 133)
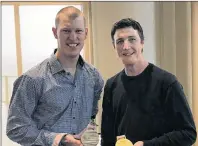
(123, 40, 130, 50)
(69, 31, 77, 40)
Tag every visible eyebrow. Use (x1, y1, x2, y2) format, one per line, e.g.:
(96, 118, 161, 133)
(128, 36, 136, 38)
(61, 27, 84, 30)
(116, 36, 136, 41)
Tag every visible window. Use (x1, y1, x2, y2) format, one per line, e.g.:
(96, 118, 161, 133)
(2, 6, 19, 145)
(19, 5, 83, 72)
(1, 2, 91, 146)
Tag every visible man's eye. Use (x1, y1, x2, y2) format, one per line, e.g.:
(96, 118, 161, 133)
(129, 38, 136, 42)
(76, 30, 83, 33)
(63, 30, 70, 33)
(116, 40, 123, 44)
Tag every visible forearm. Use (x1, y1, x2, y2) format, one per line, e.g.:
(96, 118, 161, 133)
(92, 96, 100, 117)
(92, 71, 104, 116)
(6, 120, 63, 146)
(101, 115, 116, 146)
(101, 80, 116, 146)
(143, 128, 196, 146)
(6, 75, 65, 146)
(101, 102, 116, 146)
(101, 139, 115, 146)
(142, 80, 197, 146)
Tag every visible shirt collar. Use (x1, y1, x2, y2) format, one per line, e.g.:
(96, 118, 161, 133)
(49, 49, 85, 75)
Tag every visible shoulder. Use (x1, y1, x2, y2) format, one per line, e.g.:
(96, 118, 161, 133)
(105, 70, 123, 89)
(151, 64, 177, 84)
(24, 58, 50, 78)
(83, 62, 104, 86)
(150, 63, 179, 93)
(84, 62, 100, 74)
(15, 58, 50, 85)
(83, 62, 102, 78)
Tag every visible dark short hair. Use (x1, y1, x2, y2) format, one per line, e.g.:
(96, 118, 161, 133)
(111, 18, 144, 42)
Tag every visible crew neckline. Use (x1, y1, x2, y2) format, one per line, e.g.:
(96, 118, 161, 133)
(122, 63, 153, 80)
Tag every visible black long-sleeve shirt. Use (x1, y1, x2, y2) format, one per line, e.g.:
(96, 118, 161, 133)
(101, 63, 197, 146)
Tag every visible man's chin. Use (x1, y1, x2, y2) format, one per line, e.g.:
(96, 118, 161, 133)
(67, 54, 80, 58)
(64, 49, 82, 57)
(121, 59, 136, 65)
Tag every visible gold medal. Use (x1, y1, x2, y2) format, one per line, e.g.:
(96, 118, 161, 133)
(115, 135, 133, 146)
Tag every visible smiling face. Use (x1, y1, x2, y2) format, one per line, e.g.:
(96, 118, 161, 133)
(113, 27, 144, 65)
(52, 15, 87, 59)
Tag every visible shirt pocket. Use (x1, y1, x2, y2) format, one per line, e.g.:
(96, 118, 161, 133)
(36, 85, 74, 129)
(39, 84, 74, 116)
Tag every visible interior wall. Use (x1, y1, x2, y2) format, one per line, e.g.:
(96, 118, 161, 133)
(91, 2, 156, 81)
(91, 3, 197, 142)
(155, 2, 193, 107)
(155, 2, 197, 145)
(192, 2, 198, 146)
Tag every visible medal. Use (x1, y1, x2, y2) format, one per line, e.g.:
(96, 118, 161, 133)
(80, 119, 99, 146)
(81, 128, 99, 146)
(115, 135, 133, 146)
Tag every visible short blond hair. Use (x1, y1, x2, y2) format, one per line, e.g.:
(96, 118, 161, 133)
(55, 6, 86, 28)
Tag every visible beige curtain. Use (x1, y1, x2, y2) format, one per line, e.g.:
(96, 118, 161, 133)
(94, 2, 198, 144)
(156, 2, 198, 145)
(192, 2, 198, 146)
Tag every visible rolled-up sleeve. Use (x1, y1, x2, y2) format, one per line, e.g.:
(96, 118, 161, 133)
(92, 69, 104, 117)
(6, 75, 61, 146)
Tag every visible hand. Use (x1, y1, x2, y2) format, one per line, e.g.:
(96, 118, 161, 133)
(64, 134, 83, 146)
(73, 129, 86, 140)
(73, 121, 97, 140)
(134, 141, 144, 146)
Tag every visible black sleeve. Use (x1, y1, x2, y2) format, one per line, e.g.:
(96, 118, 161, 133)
(101, 79, 116, 146)
(143, 80, 197, 146)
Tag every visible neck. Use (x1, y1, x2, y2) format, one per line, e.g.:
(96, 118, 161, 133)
(55, 50, 79, 70)
(125, 59, 149, 76)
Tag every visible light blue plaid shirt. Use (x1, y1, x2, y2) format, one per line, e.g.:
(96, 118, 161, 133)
(6, 50, 104, 146)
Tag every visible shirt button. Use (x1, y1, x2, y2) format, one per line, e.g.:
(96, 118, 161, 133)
(73, 117, 75, 119)
(74, 101, 77, 104)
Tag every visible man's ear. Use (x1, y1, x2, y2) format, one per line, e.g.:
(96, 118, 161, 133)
(112, 41, 115, 49)
(85, 28, 88, 39)
(141, 40, 144, 50)
(52, 27, 58, 39)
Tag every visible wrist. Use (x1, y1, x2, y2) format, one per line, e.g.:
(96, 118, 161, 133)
(58, 134, 68, 146)
(90, 118, 98, 127)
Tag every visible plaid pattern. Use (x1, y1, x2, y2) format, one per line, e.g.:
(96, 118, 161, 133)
(6, 51, 104, 146)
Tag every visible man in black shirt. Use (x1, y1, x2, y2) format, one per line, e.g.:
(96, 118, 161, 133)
(101, 18, 197, 146)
